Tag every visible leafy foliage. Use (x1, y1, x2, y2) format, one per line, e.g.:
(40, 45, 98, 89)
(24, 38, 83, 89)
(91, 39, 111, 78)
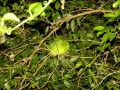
(0, 0, 120, 90)
(48, 36, 69, 56)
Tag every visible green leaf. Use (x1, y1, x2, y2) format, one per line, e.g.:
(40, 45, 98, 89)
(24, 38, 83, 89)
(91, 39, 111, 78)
(55, 1, 60, 10)
(52, 12, 60, 21)
(48, 36, 69, 56)
(71, 19, 76, 32)
(43, 1, 48, 5)
(4, 82, 11, 90)
(1, 0, 8, 6)
(88, 69, 98, 84)
(30, 81, 36, 88)
(115, 9, 120, 17)
(109, 32, 116, 41)
(64, 74, 72, 79)
(98, 43, 110, 52)
(76, 17, 81, 25)
(61, 59, 69, 68)
(3, 13, 20, 22)
(88, 70, 92, 84)
(112, 0, 120, 8)
(0, 35, 6, 44)
(103, 43, 110, 50)
(106, 26, 116, 32)
(70, 56, 79, 62)
(107, 18, 116, 22)
(103, 13, 116, 18)
(102, 33, 110, 43)
(93, 26, 104, 31)
(49, 0, 54, 2)
(64, 80, 71, 88)
(75, 61, 82, 69)
(66, 23, 70, 30)
(114, 54, 118, 63)
(0, 26, 12, 35)
(96, 31, 104, 37)
(28, 2, 45, 17)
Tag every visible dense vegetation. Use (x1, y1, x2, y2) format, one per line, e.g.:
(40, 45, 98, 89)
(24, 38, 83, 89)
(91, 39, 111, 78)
(0, 0, 120, 90)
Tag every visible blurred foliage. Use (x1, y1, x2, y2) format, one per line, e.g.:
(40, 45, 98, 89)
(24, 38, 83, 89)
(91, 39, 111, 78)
(0, 0, 120, 90)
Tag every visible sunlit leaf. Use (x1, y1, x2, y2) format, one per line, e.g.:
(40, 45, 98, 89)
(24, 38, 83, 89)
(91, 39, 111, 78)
(103, 13, 116, 18)
(60, 0, 65, 9)
(0, 26, 8, 35)
(0, 35, 6, 44)
(75, 61, 82, 69)
(43, 1, 48, 5)
(64, 74, 72, 79)
(30, 81, 36, 88)
(102, 32, 110, 43)
(64, 80, 71, 88)
(0, 26, 12, 36)
(109, 32, 116, 41)
(112, 0, 120, 8)
(70, 56, 79, 62)
(28, 2, 45, 17)
(48, 36, 69, 56)
(49, 0, 54, 2)
(93, 26, 104, 31)
(4, 82, 11, 90)
(3, 13, 20, 22)
(115, 9, 120, 17)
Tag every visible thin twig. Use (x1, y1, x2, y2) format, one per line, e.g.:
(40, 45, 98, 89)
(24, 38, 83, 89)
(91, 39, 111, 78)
(42, 61, 60, 88)
(77, 53, 101, 90)
(33, 53, 51, 76)
(92, 70, 120, 90)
